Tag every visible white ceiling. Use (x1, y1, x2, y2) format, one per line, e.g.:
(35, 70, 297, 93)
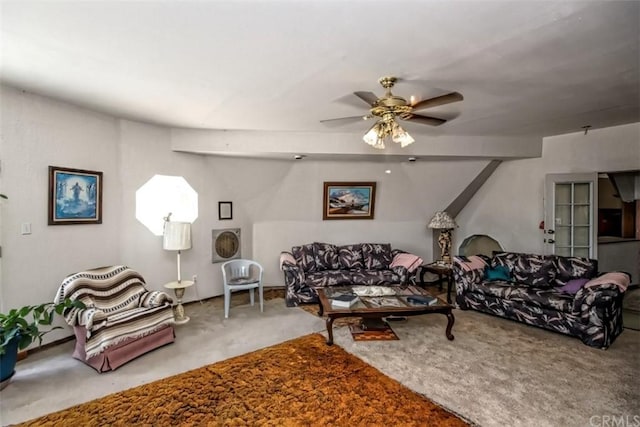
(1, 0, 638, 143)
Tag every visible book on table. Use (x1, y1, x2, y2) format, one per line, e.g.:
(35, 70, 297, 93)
(405, 295, 439, 306)
(330, 294, 359, 308)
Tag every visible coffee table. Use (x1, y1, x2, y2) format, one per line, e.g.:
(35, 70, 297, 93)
(316, 285, 455, 345)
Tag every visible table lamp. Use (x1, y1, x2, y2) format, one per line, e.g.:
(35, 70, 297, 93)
(428, 211, 458, 265)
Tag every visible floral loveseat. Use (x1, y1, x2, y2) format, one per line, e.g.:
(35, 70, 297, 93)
(280, 242, 422, 307)
(453, 252, 631, 349)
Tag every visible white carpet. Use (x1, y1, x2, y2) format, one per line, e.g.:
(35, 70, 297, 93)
(326, 308, 640, 427)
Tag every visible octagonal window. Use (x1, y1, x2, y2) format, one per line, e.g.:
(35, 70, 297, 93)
(136, 175, 198, 236)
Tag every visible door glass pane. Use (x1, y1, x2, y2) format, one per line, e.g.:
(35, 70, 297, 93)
(555, 205, 571, 226)
(574, 206, 590, 225)
(574, 226, 590, 246)
(546, 174, 596, 258)
(574, 248, 589, 258)
(556, 184, 571, 204)
(574, 183, 590, 204)
(556, 226, 571, 247)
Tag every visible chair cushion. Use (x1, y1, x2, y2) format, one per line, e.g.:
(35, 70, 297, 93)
(470, 281, 574, 313)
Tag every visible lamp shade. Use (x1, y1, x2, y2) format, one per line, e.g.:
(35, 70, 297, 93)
(428, 211, 457, 229)
(163, 222, 192, 250)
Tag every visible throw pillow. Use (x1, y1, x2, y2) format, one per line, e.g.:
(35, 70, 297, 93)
(558, 278, 589, 295)
(291, 244, 317, 272)
(485, 265, 511, 281)
(313, 242, 340, 271)
(552, 255, 597, 286)
(362, 243, 393, 270)
(338, 244, 365, 269)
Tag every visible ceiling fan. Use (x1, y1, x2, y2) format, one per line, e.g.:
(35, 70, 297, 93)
(321, 76, 463, 149)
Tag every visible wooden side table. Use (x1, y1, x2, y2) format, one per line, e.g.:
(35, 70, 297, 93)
(420, 263, 454, 304)
(164, 280, 194, 324)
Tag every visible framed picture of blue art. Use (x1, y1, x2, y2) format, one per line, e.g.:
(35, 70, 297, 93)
(323, 181, 376, 220)
(48, 166, 103, 225)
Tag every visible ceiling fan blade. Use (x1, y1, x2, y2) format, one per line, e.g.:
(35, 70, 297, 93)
(402, 114, 447, 126)
(411, 92, 463, 111)
(353, 91, 379, 106)
(320, 115, 370, 127)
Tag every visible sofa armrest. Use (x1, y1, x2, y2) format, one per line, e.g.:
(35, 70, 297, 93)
(571, 272, 630, 315)
(280, 251, 297, 270)
(390, 265, 410, 285)
(139, 291, 173, 308)
(452, 255, 489, 293)
(69, 307, 108, 333)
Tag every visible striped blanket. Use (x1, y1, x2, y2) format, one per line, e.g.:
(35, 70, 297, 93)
(55, 266, 175, 359)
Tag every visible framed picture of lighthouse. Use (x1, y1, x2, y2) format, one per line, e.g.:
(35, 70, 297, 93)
(48, 166, 103, 225)
(323, 182, 376, 220)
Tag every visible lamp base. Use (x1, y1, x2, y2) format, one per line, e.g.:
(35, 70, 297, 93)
(164, 280, 194, 325)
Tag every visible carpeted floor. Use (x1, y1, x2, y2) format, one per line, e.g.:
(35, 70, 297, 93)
(17, 334, 468, 427)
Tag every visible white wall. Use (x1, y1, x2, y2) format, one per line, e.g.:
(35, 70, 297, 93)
(456, 123, 640, 254)
(220, 158, 489, 285)
(0, 87, 122, 345)
(0, 87, 490, 346)
(3, 86, 637, 346)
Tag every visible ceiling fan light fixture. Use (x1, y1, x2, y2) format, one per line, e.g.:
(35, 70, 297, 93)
(372, 137, 385, 150)
(363, 125, 379, 146)
(391, 122, 414, 147)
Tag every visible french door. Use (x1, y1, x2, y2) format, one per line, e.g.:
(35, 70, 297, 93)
(544, 173, 598, 258)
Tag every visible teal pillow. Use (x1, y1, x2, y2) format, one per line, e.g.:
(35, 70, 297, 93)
(485, 265, 511, 281)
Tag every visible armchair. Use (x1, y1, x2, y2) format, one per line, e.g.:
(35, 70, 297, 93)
(54, 265, 176, 372)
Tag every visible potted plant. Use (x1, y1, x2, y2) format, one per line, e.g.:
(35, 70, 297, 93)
(0, 299, 84, 387)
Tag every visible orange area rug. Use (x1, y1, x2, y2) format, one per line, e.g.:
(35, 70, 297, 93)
(18, 333, 467, 426)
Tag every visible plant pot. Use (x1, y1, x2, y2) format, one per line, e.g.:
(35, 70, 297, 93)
(0, 336, 20, 384)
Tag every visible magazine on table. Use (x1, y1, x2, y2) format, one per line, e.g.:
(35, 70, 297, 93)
(362, 296, 407, 308)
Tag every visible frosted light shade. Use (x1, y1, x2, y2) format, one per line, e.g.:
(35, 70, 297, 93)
(391, 124, 415, 147)
(363, 126, 379, 145)
(163, 222, 192, 250)
(428, 211, 458, 229)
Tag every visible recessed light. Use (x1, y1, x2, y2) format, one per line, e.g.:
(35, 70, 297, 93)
(385, 169, 391, 174)
(293, 155, 305, 160)
(408, 157, 417, 162)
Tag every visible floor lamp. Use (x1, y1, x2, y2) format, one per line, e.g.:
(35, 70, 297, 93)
(163, 219, 193, 323)
(428, 211, 458, 265)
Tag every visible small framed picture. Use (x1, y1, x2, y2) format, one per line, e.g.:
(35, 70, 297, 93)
(323, 182, 376, 220)
(218, 201, 233, 220)
(48, 166, 103, 225)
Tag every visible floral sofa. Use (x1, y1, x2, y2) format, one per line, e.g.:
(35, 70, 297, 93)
(453, 252, 631, 349)
(280, 242, 422, 307)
